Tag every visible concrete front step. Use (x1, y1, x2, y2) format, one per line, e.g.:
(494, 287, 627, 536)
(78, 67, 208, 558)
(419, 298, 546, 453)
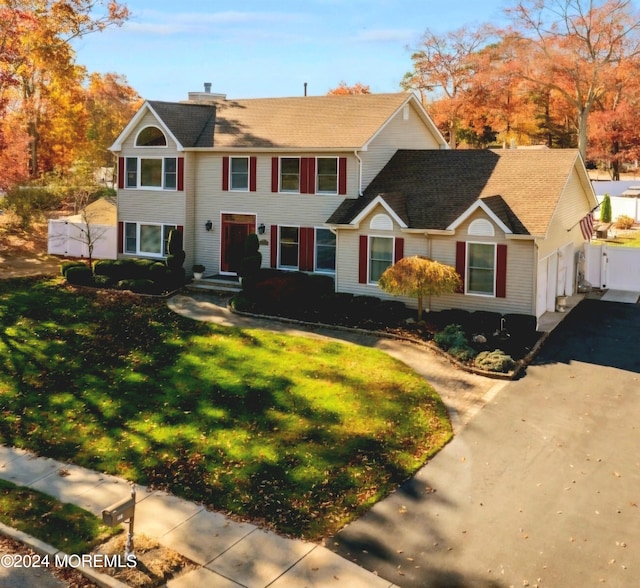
(185, 278, 242, 295)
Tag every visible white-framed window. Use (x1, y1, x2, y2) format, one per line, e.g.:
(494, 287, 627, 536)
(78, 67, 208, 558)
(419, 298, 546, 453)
(280, 158, 300, 192)
(316, 157, 338, 194)
(369, 236, 393, 283)
(315, 228, 336, 273)
(467, 242, 496, 296)
(230, 156, 249, 191)
(135, 126, 167, 147)
(124, 222, 176, 257)
(279, 226, 299, 268)
(125, 157, 177, 190)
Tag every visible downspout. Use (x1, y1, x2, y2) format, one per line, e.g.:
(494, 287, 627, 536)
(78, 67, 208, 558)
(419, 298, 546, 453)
(354, 150, 363, 196)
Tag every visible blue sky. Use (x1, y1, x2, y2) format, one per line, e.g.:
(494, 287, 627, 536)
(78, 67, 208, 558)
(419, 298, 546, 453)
(73, 0, 508, 101)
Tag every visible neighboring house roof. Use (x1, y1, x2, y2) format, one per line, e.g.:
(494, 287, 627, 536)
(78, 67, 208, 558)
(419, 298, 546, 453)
(591, 180, 640, 197)
(111, 92, 446, 152)
(328, 149, 593, 237)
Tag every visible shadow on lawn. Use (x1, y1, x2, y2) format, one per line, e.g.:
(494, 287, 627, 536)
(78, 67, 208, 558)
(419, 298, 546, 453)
(0, 277, 448, 538)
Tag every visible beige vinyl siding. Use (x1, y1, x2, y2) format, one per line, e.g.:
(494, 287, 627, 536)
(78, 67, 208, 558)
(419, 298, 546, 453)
(360, 103, 443, 189)
(117, 111, 187, 258)
(193, 153, 356, 274)
(336, 207, 535, 315)
(538, 166, 592, 259)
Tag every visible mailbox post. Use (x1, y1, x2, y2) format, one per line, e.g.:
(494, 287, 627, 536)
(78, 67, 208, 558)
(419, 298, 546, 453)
(102, 485, 136, 558)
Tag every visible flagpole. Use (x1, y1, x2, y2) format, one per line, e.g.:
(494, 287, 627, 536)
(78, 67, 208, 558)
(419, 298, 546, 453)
(567, 203, 600, 233)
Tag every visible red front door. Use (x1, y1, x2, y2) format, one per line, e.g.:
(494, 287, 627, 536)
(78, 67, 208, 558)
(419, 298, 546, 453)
(221, 214, 256, 273)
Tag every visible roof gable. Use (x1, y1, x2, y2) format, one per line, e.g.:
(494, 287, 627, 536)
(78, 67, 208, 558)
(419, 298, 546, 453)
(110, 101, 216, 151)
(328, 149, 588, 236)
(112, 92, 446, 152)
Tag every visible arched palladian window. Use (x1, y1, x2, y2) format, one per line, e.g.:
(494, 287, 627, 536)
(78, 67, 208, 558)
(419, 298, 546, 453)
(135, 126, 167, 147)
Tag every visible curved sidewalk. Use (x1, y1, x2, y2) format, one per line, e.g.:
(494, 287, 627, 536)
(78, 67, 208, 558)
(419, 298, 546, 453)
(0, 293, 500, 588)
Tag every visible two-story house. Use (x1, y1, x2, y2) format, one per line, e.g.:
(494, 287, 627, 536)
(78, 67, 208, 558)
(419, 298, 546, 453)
(110, 87, 597, 323)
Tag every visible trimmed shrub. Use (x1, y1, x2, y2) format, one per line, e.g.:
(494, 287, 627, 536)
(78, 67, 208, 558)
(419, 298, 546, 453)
(92, 275, 114, 288)
(116, 279, 155, 294)
(65, 265, 93, 286)
(60, 261, 87, 277)
(468, 311, 502, 335)
(230, 293, 254, 312)
(475, 350, 516, 373)
(238, 233, 262, 278)
(166, 229, 185, 271)
(449, 345, 477, 362)
(600, 194, 612, 223)
(434, 324, 468, 351)
(614, 215, 635, 230)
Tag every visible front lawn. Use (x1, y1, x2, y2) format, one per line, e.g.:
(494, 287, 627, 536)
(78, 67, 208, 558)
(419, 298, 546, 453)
(0, 278, 451, 539)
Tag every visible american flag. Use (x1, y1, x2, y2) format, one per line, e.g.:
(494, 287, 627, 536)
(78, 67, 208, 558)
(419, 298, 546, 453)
(579, 213, 594, 241)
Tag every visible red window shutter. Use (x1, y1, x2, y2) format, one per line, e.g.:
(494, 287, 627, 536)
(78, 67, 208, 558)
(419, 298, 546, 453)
(307, 158, 315, 194)
(250, 156, 257, 192)
(299, 227, 315, 271)
(222, 156, 229, 191)
(270, 225, 278, 267)
(455, 241, 466, 293)
(271, 158, 279, 192)
(338, 157, 347, 195)
(358, 235, 368, 284)
(177, 157, 184, 191)
(300, 158, 309, 194)
(177, 225, 184, 235)
(496, 244, 507, 298)
(394, 237, 404, 263)
(117, 222, 123, 254)
(118, 157, 124, 189)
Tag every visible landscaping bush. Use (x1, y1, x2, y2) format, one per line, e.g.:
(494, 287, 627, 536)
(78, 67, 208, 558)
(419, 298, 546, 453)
(436, 308, 471, 330)
(434, 324, 468, 351)
(92, 275, 114, 288)
(65, 265, 93, 286)
(614, 214, 635, 230)
(230, 293, 255, 312)
(600, 194, 612, 223)
(475, 350, 516, 373)
(166, 229, 185, 271)
(449, 345, 477, 362)
(468, 310, 502, 335)
(60, 261, 87, 277)
(238, 233, 262, 278)
(116, 279, 155, 294)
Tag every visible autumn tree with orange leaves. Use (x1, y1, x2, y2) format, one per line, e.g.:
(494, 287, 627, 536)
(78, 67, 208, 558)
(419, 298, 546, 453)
(378, 256, 461, 321)
(327, 81, 371, 95)
(0, 0, 132, 190)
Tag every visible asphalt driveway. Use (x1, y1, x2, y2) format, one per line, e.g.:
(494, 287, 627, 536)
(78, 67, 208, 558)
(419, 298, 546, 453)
(329, 299, 640, 587)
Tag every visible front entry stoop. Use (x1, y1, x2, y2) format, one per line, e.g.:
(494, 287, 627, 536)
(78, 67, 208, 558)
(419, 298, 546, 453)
(185, 275, 242, 295)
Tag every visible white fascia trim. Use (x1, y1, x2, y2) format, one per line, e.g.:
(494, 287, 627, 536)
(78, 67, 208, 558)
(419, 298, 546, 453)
(183, 146, 359, 153)
(446, 200, 513, 234)
(350, 195, 408, 229)
(109, 102, 185, 152)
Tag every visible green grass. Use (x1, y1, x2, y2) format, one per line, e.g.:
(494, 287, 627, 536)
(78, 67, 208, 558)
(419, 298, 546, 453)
(0, 277, 452, 539)
(595, 229, 640, 247)
(0, 479, 119, 553)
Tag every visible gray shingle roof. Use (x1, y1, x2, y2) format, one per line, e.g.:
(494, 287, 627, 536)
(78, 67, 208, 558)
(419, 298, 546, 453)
(148, 101, 216, 148)
(327, 149, 582, 236)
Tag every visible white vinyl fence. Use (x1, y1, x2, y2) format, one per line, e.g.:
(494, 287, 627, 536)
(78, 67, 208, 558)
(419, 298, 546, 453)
(48, 219, 117, 259)
(595, 195, 640, 222)
(584, 243, 640, 290)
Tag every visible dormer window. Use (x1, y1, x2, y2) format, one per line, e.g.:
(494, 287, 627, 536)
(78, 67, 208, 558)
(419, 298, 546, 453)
(135, 126, 167, 147)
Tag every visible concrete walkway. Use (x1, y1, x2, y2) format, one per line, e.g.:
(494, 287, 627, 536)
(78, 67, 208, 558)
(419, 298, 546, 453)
(0, 292, 503, 588)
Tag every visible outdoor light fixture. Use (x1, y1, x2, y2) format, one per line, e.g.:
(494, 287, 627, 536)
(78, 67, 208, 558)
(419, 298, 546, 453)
(205, 220, 213, 232)
(258, 223, 266, 235)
